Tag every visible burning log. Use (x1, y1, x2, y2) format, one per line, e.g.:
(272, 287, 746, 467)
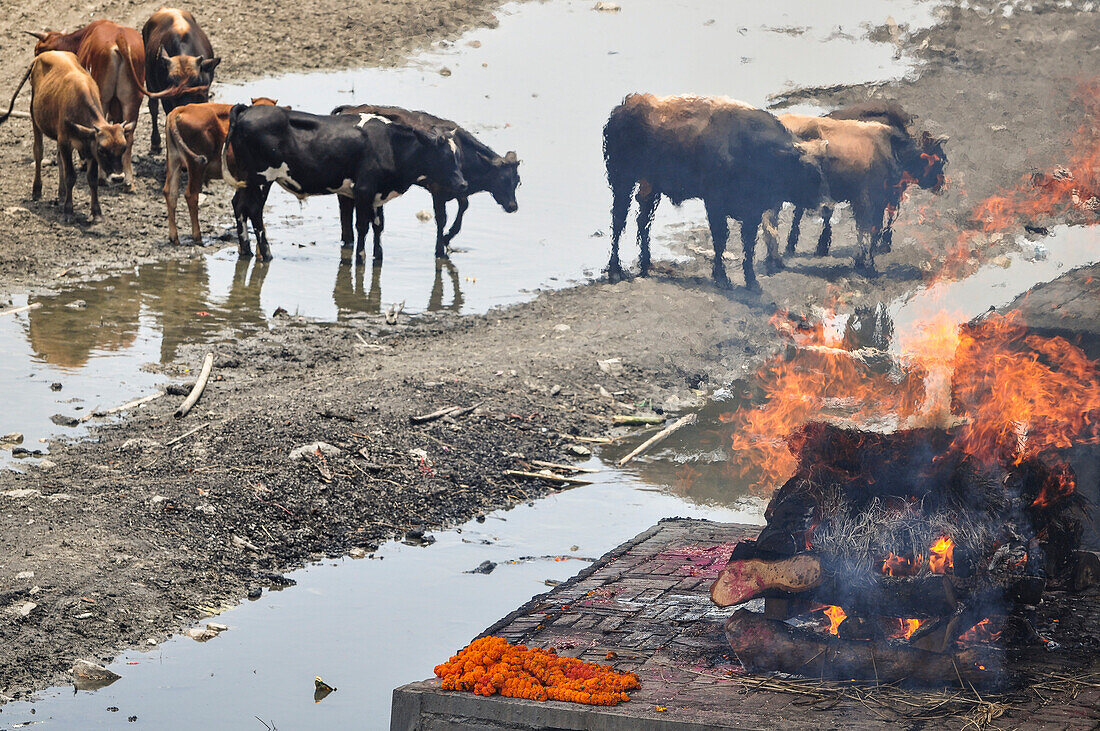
(724, 609, 1001, 685)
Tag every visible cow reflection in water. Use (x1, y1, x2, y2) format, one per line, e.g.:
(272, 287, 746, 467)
(332, 258, 464, 318)
(27, 272, 142, 369)
(27, 258, 271, 368)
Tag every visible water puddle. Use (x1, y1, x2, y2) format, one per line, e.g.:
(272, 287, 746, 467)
(0, 468, 760, 729)
(2, 0, 932, 465)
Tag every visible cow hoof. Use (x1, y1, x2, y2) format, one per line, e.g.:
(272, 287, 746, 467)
(238, 249, 254, 260)
(169, 237, 181, 247)
(764, 257, 785, 274)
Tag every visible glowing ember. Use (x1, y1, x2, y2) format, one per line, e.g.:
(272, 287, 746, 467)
(881, 552, 916, 577)
(890, 618, 923, 640)
(822, 605, 847, 635)
(958, 618, 1004, 646)
(928, 536, 954, 575)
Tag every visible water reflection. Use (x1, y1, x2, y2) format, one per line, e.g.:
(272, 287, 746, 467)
(332, 257, 464, 318)
(27, 275, 142, 370)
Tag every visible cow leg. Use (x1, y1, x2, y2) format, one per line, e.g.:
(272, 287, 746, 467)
(703, 200, 734, 290)
(443, 196, 469, 250)
(86, 156, 102, 220)
(852, 197, 880, 272)
(740, 217, 761, 291)
(164, 148, 182, 245)
(879, 204, 897, 253)
(353, 199, 373, 263)
(185, 162, 204, 245)
(635, 183, 659, 277)
(433, 194, 449, 258)
(31, 124, 43, 201)
(58, 145, 75, 222)
(232, 189, 252, 258)
(761, 210, 785, 274)
(786, 206, 804, 255)
(607, 179, 633, 282)
(149, 98, 161, 155)
(251, 188, 273, 261)
(372, 206, 385, 261)
(338, 196, 354, 250)
(816, 205, 833, 256)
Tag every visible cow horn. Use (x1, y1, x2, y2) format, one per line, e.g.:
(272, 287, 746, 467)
(24, 30, 47, 40)
(935, 134, 950, 144)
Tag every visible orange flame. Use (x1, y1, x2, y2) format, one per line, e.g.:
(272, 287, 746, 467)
(928, 536, 954, 575)
(958, 618, 1003, 646)
(881, 552, 915, 577)
(890, 618, 923, 640)
(823, 605, 847, 635)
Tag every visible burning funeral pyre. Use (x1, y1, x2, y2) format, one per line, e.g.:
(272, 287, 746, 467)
(709, 310, 1100, 686)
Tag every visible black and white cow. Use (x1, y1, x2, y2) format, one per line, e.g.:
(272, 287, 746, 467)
(332, 104, 520, 258)
(225, 104, 467, 261)
(602, 93, 826, 290)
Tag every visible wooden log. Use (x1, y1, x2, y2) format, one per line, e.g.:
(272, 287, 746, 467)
(0, 302, 41, 317)
(724, 609, 1000, 686)
(528, 460, 600, 474)
(611, 414, 665, 426)
(502, 470, 594, 486)
(175, 353, 214, 419)
(617, 413, 697, 466)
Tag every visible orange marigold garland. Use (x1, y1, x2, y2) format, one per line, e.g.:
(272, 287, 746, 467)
(434, 636, 640, 706)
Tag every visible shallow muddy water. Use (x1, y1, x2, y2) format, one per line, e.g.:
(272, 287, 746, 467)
(0, 469, 760, 730)
(2, 0, 933, 463)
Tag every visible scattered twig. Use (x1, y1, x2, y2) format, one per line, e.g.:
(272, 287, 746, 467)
(617, 412, 697, 466)
(502, 469, 594, 486)
(612, 414, 665, 426)
(0, 302, 41, 317)
(528, 460, 600, 474)
(410, 402, 482, 425)
(175, 353, 215, 419)
(165, 422, 211, 447)
(78, 392, 164, 423)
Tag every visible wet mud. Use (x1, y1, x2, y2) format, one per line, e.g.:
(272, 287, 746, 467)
(0, 0, 1097, 711)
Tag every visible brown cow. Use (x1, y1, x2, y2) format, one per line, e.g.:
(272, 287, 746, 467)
(0, 51, 131, 221)
(163, 98, 277, 246)
(143, 8, 219, 154)
(28, 20, 181, 190)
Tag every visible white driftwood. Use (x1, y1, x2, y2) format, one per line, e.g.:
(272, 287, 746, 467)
(502, 470, 594, 486)
(617, 413, 697, 466)
(78, 392, 164, 423)
(175, 353, 215, 419)
(528, 460, 600, 474)
(0, 302, 41, 317)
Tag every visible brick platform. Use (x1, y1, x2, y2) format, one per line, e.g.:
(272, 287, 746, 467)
(392, 519, 1100, 730)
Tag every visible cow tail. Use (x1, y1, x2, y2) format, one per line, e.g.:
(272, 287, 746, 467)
(0, 62, 34, 126)
(166, 112, 206, 166)
(222, 104, 249, 188)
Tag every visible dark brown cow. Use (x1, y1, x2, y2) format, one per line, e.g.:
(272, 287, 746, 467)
(143, 8, 219, 154)
(0, 51, 131, 221)
(163, 98, 277, 246)
(28, 19, 181, 190)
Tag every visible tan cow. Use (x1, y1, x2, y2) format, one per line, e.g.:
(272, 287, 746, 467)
(0, 51, 131, 221)
(28, 20, 183, 190)
(163, 98, 277, 246)
(764, 113, 947, 270)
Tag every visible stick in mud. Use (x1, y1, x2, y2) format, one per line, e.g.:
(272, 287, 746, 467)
(502, 469, 595, 486)
(78, 392, 165, 423)
(165, 422, 211, 447)
(175, 353, 215, 419)
(617, 412, 698, 466)
(0, 302, 41, 317)
(410, 401, 483, 424)
(611, 414, 665, 426)
(528, 459, 600, 474)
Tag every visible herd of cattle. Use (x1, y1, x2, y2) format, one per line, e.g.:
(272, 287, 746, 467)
(0, 8, 949, 291)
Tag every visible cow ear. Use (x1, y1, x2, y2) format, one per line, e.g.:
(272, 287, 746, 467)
(201, 57, 221, 73)
(503, 151, 518, 165)
(67, 120, 96, 138)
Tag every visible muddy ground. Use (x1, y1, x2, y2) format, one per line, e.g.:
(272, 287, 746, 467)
(0, 0, 1098, 715)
